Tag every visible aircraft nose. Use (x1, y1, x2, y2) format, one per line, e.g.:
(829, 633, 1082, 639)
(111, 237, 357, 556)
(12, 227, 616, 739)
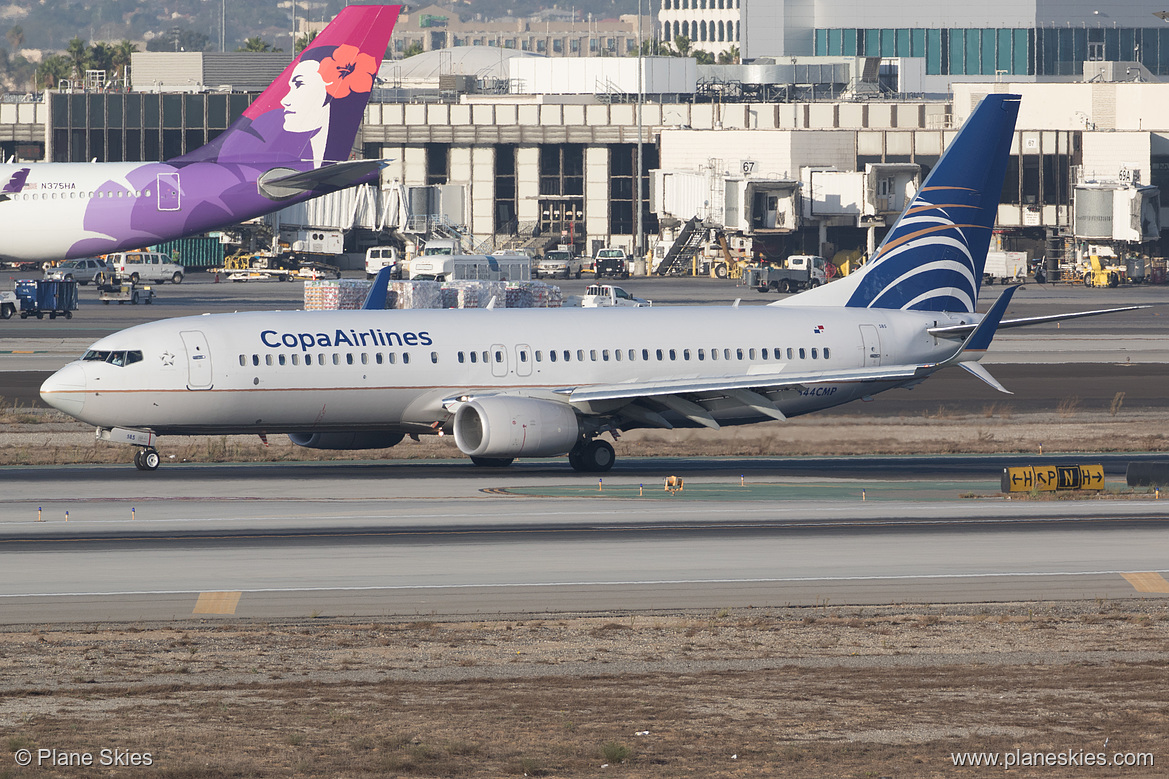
(40, 362, 87, 417)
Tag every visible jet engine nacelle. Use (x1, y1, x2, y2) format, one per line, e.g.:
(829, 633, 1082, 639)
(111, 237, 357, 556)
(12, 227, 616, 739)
(287, 431, 405, 450)
(453, 396, 580, 458)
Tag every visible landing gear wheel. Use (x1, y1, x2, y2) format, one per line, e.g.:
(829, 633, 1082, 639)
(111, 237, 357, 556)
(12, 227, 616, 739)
(570, 439, 615, 472)
(135, 447, 160, 471)
(470, 456, 514, 467)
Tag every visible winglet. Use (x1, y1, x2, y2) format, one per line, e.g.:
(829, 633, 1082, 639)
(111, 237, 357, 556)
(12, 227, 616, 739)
(362, 265, 394, 310)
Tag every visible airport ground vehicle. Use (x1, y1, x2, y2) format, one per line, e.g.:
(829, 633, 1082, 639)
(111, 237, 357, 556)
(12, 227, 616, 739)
(1081, 254, 1126, 287)
(98, 281, 154, 305)
(982, 251, 1027, 284)
(409, 254, 531, 282)
(593, 248, 630, 279)
(535, 250, 584, 279)
(44, 258, 110, 285)
(15, 279, 77, 319)
(0, 290, 15, 319)
(577, 284, 651, 307)
(743, 255, 833, 293)
(365, 246, 401, 279)
(106, 251, 184, 284)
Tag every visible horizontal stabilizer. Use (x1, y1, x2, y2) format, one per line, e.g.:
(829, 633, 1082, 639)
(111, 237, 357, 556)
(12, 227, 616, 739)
(929, 304, 1152, 339)
(258, 159, 385, 200)
(958, 361, 1012, 394)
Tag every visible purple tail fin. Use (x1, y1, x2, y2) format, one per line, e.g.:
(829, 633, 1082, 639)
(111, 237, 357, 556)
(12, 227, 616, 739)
(174, 5, 400, 167)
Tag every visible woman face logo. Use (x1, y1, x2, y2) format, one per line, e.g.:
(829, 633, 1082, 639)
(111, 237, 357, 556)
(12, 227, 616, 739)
(281, 60, 330, 134)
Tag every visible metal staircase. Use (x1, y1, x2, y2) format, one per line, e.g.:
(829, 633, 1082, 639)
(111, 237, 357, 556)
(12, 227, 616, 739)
(655, 216, 706, 276)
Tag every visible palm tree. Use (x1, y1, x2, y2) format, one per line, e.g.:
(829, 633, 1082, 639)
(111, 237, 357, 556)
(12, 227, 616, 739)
(65, 36, 88, 84)
(35, 54, 72, 90)
(111, 40, 137, 84)
(88, 42, 114, 77)
(717, 46, 739, 65)
(237, 36, 278, 53)
(295, 30, 318, 54)
(673, 35, 691, 57)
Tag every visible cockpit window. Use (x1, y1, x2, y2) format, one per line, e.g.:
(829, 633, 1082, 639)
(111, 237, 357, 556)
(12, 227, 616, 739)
(82, 349, 143, 366)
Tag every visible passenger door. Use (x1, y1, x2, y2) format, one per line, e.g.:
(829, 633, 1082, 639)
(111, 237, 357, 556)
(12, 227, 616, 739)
(179, 330, 213, 389)
(157, 172, 181, 211)
(859, 324, 882, 367)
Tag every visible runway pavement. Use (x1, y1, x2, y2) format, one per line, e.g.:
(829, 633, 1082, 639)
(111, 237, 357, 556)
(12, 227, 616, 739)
(3, 276, 1166, 624)
(2, 459, 1167, 623)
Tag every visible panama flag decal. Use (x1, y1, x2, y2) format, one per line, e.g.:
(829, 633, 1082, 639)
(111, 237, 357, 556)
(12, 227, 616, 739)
(813, 325, 825, 334)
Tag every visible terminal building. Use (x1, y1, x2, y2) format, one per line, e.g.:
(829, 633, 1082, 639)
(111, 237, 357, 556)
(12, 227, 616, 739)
(8, 0, 1169, 273)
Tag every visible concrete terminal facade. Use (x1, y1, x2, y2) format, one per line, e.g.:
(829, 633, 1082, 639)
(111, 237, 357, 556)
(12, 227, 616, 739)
(18, 53, 1169, 265)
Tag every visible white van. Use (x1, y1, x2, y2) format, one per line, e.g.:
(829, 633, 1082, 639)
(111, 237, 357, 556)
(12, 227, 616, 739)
(106, 251, 185, 284)
(365, 246, 401, 279)
(409, 254, 531, 282)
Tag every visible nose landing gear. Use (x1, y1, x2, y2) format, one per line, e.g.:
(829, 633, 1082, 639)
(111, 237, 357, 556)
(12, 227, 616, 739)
(133, 447, 161, 471)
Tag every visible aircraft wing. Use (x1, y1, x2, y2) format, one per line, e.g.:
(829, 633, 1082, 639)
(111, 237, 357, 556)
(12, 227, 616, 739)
(565, 363, 926, 404)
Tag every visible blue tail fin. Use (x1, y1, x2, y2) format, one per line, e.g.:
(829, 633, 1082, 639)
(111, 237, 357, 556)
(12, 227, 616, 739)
(781, 93, 1020, 313)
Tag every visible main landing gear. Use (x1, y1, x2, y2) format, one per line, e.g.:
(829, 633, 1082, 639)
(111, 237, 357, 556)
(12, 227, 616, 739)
(133, 447, 161, 471)
(568, 439, 614, 473)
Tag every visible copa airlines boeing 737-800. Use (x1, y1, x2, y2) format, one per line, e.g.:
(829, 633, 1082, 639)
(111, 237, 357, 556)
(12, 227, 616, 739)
(0, 5, 400, 263)
(39, 93, 1138, 472)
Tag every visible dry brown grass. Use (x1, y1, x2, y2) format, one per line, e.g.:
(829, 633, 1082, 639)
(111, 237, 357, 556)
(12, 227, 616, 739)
(5, 405, 1169, 466)
(0, 604, 1166, 777)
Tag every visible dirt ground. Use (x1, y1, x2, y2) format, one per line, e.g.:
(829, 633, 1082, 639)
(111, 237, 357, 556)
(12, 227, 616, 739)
(0, 603, 1166, 778)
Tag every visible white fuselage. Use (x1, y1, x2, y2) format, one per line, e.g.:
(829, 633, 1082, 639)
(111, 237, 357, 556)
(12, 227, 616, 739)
(42, 305, 972, 436)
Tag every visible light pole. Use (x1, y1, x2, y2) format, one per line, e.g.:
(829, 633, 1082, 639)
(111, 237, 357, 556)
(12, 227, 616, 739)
(636, 0, 644, 269)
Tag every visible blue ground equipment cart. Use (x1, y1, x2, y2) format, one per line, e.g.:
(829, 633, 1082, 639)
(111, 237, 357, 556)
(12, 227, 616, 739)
(15, 279, 79, 319)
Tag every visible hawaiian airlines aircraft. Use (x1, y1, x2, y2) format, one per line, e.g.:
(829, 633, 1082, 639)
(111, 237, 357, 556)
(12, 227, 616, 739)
(39, 93, 1138, 472)
(0, 5, 400, 263)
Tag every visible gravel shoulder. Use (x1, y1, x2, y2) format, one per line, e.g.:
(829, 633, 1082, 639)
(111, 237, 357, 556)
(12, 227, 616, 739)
(1, 602, 1166, 777)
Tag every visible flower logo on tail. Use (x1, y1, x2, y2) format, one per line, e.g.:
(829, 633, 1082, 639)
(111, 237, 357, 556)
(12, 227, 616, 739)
(318, 44, 377, 99)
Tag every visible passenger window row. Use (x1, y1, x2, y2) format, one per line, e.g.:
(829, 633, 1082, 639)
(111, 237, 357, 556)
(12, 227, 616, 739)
(241, 345, 832, 370)
(238, 351, 443, 368)
(455, 346, 831, 364)
(13, 189, 152, 202)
